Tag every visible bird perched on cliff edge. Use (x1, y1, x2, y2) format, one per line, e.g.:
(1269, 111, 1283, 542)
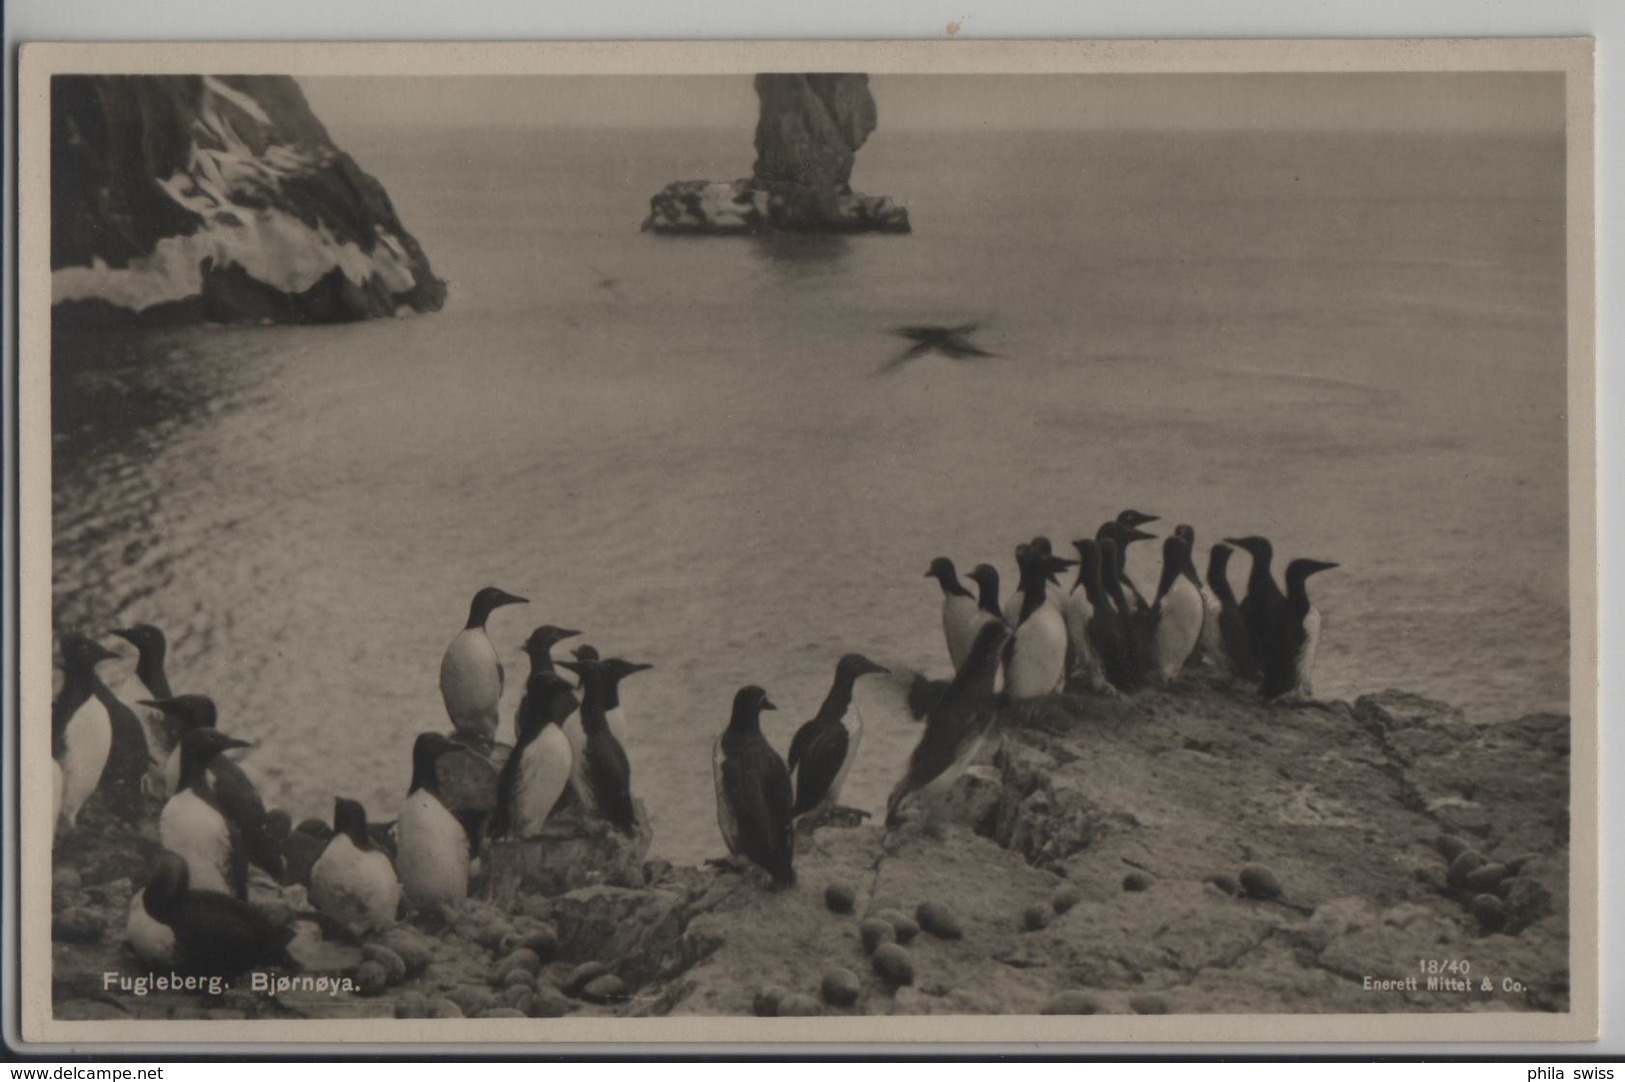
(439, 586, 528, 747)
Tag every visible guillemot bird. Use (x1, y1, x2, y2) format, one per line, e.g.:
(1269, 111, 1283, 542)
(1096, 521, 1157, 614)
(888, 620, 1011, 827)
(1061, 538, 1115, 695)
(516, 626, 580, 744)
(876, 323, 997, 375)
(713, 685, 796, 887)
(492, 671, 579, 840)
(439, 586, 528, 746)
(967, 563, 1003, 622)
(397, 732, 470, 912)
(1225, 536, 1286, 684)
(53, 633, 148, 829)
(1148, 533, 1204, 682)
(926, 557, 981, 671)
(109, 624, 178, 778)
(1205, 543, 1254, 678)
(127, 851, 295, 978)
(1003, 543, 1070, 700)
(144, 696, 284, 882)
(1096, 537, 1147, 691)
(1116, 509, 1160, 529)
(1170, 527, 1224, 670)
(1262, 559, 1339, 702)
(788, 653, 888, 822)
(1077, 538, 1134, 694)
(160, 727, 257, 898)
(310, 797, 401, 938)
(557, 658, 640, 834)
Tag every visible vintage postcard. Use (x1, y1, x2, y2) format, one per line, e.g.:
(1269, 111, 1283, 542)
(12, 38, 1597, 1048)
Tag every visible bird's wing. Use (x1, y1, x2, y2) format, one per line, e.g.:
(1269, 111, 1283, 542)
(790, 724, 849, 816)
(210, 760, 285, 878)
(875, 341, 934, 376)
(786, 720, 813, 772)
(889, 325, 939, 340)
(950, 341, 998, 359)
(949, 322, 981, 335)
(723, 746, 794, 868)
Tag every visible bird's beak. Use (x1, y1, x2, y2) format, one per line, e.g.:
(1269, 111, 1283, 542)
(761, 698, 777, 712)
(627, 663, 654, 674)
(497, 591, 529, 608)
(109, 628, 136, 643)
(557, 628, 581, 640)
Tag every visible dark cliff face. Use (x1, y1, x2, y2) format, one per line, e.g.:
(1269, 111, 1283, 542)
(51, 75, 445, 325)
(751, 74, 879, 222)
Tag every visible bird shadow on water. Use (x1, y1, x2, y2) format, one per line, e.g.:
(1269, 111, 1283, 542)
(748, 232, 852, 283)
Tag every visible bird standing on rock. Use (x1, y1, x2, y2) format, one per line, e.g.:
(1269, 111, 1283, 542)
(1097, 521, 1157, 614)
(439, 586, 528, 747)
(926, 557, 981, 671)
(1226, 536, 1286, 684)
(788, 653, 889, 823)
(1263, 559, 1340, 702)
(1148, 533, 1205, 682)
(160, 727, 257, 898)
(714, 686, 796, 887)
(1002, 543, 1070, 700)
(109, 624, 179, 780)
(310, 797, 400, 937)
(887, 619, 1011, 827)
(557, 658, 640, 834)
(514, 625, 581, 745)
(492, 671, 578, 839)
(127, 851, 295, 978)
(1206, 543, 1255, 679)
(397, 732, 471, 912)
(54, 633, 148, 829)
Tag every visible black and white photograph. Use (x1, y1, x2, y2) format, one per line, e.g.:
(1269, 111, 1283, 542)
(15, 39, 1597, 1044)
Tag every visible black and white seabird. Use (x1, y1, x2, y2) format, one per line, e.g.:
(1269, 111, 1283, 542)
(54, 633, 148, 829)
(519, 625, 580, 677)
(396, 732, 471, 912)
(966, 563, 1003, 623)
(1096, 521, 1157, 613)
(1062, 538, 1116, 695)
(713, 685, 796, 887)
(439, 586, 528, 746)
(1002, 543, 1070, 699)
(160, 727, 257, 898)
(492, 671, 578, 839)
(1225, 536, 1287, 683)
(310, 797, 401, 937)
(788, 653, 889, 822)
(1206, 543, 1255, 679)
(1262, 559, 1340, 702)
(109, 624, 179, 779)
(926, 557, 982, 671)
(1148, 533, 1204, 682)
(557, 658, 640, 834)
(127, 851, 295, 978)
(1096, 537, 1147, 691)
(887, 620, 1011, 827)
(144, 696, 284, 882)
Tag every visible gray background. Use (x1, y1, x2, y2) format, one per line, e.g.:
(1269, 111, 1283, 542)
(3, 0, 1617, 1058)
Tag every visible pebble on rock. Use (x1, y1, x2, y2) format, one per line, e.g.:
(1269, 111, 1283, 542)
(1042, 991, 1101, 1015)
(1435, 835, 1471, 862)
(377, 928, 432, 976)
(1238, 864, 1283, 901)
(753, 986, 786, 1017)
(915, 901, 964, 940)
(500, 967, 535, 990)
(565, 961, 610, 993)
(353, 961, 389, 997)
(1122, 872, 1151, 893)
(1023, 905, 1051, 931)
(874, 908, 920, 943)
(775, 993, 823, 1017)
(1206, 874, 1240, 897)
(498, 947, 542, 976)
(361, 944, 406, 985)
(820, 968, 862, 1007)
(426, 996, 465, 1019)
(504, 986, 536, 1013)
(1446, 850, 1487, 890)
(393, 992, 428, 1019)
(1463, 863, 1511, 894)
(860, 918, 896, 955)
(529, 987, 573, 1018)
(1471, 894, 1509, 933)
(521, 927, 559, 963)
(871, 943, 915, 987)
(1051, 884, 1084, 914)
(52, 907, 104, 944)
(824, 882, 857, 914)
(582, 974, 630, 1004)
(1129, 994, 1171, 1015)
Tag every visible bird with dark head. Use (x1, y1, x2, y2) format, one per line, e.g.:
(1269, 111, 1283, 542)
(1117, 509, 1160, 528)
(1096, 520, 1158, 614)
(1094, 537, 1146, 691)
(54, 633, 147, 830)
(1224, 535, 1286, 683)
(493, 671, 579, 840)
(557, 658, 639, 835)
(1148, 532, 1205, 682)
(887, 620, 1011, 828)
(440, 586, 528, 746)
(713, 685, 796, 887)
(397, 732, 471, 912)
(160, 726, 257, 899)
(1060, 537, 1115, 695)
(927, 557, 981, 671)
(130, 851, 296, 978)
(966, 564, 1003, 619)
(876, 323, 997, 375)
(520, 625, 580, 677)
(310, 797, 400, 937)
(1262, 559, 1340, 702)
(788, 654, 889, 822)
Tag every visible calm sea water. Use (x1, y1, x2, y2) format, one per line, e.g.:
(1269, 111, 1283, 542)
(51, 125, 1568, 863)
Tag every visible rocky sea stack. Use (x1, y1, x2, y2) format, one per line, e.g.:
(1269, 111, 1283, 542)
(643, 74, 910, 236)
(50, 677, 1569, 1021)
(51, 75, 446, 326)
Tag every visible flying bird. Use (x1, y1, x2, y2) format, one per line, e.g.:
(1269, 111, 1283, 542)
(876, 323, 998, 376)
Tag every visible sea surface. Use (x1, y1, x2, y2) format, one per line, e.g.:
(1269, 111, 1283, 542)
(50, 124, 1569, 864)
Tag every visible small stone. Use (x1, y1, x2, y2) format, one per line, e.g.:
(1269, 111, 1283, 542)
(426, 996, 465, 1019)
(1463, 863, 1511, 894)
(775, 993, 823, 1017)
(446, 985, 498, 1017)
(860, 918, 896, 955)
(1446, 850, 1487, 891)
(498, 932, 522, 955)
(915, 901, 963, 940)
(1503, 854, 1536, 876)
(1239, 864, 1283, 901)
(393, 992, 429, 1019)
(1023, 905, 1051, 931)
(353, 961, 389, 997)
(824, 882, 858, 914)
(753, 986, 785, 1017)
(376, 928, 432, 976)
(921, 982, 951, 997)
(820, 968, 862, 1007)
(1470, 894, 1508, 932)
(361, 944, 407, 985)
(529, 987, 573, 1018)
(581, 975, 629, 1004)
(643, 859, 674, 885)
(52, 907, 104, 944)
(504, 985, 536, 1013)
(500, 967, 535, 990)
(1042, 990, 1101, 1015)
(871, 943, 915, 987)
(52, 867, 83, 893)
(1122, 872, 1151, 893)
(1496, 878, 1517, 899)
(565, 961, 609, 993)
(1435, 835, 1471, 862)
(1129, 994, 1171, 1015)
(1207, 874, 1240, 897)
(1505, 875, 1554, 929)
(521, 927, 559, 963)
(498, 947, 542, 976)
(479, 1007, 526, 1019)
(1051, 884, 1084, 914)
(874, 908, 920, 943)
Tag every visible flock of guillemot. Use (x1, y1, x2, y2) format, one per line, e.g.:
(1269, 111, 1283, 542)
(49, 509, 1336, 979)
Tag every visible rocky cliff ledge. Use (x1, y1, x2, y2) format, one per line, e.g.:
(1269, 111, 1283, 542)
(50, 678, 1569, 1021)
(51, 75, 445, 326)
(643, 74, 910, 235)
